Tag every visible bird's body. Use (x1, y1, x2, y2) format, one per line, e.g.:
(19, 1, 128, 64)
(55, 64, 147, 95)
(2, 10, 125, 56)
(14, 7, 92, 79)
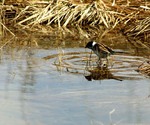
(85, 41, 114, 60)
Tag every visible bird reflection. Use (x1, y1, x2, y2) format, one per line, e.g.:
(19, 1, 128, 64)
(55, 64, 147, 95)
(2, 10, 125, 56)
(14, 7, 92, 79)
(85, 67, 122, 81)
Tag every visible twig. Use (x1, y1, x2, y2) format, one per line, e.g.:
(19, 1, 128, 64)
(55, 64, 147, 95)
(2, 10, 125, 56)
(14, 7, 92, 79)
(0, 37, 15, 50)
(0, 21, 15, 36)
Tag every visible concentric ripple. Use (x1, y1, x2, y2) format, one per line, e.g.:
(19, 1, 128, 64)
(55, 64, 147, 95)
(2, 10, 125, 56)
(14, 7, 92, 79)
(43, 48, 147, 80)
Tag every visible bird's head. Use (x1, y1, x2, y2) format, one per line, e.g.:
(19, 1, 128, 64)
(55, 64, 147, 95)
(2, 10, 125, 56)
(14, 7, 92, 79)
(85, 41, 96, 49)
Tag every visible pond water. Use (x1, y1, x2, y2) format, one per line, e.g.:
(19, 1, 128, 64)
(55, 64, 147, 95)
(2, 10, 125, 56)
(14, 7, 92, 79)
(0, 34, 150, 125)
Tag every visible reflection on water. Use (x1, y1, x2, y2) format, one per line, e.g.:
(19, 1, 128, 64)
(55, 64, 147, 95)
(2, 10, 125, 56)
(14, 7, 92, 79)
(0, 35, 150, 125)
(84, 67, 123, 81)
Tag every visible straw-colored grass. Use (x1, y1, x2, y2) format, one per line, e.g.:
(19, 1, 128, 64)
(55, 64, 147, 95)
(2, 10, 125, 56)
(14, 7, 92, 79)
(14, 0, 123, 29)
(1, 0, 150, 45)
(137, 61, 150, 77)
(123, 16, 150, 48)
(125, 17, 150, 39)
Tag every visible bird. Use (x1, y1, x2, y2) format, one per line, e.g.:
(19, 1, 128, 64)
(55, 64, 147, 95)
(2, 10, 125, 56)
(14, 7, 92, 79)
(85, 40, 115, 66)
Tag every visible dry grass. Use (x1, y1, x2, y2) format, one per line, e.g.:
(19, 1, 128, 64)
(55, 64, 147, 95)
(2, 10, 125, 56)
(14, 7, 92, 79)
(14, 0, 122, 29)
(1, 0, 150, 45)
(124, 17, 150, 41)
(137, 61, 150, 77)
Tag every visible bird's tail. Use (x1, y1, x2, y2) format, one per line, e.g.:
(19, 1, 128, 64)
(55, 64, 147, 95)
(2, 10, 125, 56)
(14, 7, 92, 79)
(100, 43, 115, 54)
(113, 50, 130, 54)
(105, 46, 115, 54)
(100, 42, 129, 55)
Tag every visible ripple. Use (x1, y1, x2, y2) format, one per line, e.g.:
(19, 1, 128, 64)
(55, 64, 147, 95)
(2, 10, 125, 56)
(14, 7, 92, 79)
(43, 49, 147, 80)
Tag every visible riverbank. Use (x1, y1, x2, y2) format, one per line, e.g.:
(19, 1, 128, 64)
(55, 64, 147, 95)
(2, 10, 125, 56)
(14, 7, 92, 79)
(0, 0, 150, 48)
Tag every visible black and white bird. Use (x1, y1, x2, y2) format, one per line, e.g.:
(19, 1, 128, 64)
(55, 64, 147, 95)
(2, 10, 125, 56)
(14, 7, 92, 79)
(85, 40, 115, 65)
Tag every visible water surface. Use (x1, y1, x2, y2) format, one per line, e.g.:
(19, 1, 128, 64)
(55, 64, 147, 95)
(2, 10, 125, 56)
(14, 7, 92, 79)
(0, 37, 150, 125)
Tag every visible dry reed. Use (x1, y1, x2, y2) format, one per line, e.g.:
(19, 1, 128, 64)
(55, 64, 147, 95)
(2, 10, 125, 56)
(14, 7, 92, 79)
(1, 0, 150, 45)
(137, 61, 150, 77)
(12, 0, 130, 29)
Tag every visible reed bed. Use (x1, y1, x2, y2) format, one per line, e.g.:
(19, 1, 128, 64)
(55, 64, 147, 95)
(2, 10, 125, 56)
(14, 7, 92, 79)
(14, 0, 122, 29)
(124, 17, 150, 47)
(1, 0, 150, 44)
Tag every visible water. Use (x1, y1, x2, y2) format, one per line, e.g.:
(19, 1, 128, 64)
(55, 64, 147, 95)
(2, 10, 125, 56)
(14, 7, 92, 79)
(0, 37, 150, 125)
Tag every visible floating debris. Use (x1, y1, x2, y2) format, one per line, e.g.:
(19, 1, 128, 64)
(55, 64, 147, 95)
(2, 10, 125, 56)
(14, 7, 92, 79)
(136, 61, 150, 77)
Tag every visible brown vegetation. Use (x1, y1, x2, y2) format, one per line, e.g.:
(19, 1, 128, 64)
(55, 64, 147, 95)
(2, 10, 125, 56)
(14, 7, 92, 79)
(0, 0, 150, 46)
(137, 61, 150, 77)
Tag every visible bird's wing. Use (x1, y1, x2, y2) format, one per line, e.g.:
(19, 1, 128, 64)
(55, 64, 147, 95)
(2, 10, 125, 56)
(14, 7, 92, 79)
(98, 43, 111, 54)
(98, 43, 114, 54)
